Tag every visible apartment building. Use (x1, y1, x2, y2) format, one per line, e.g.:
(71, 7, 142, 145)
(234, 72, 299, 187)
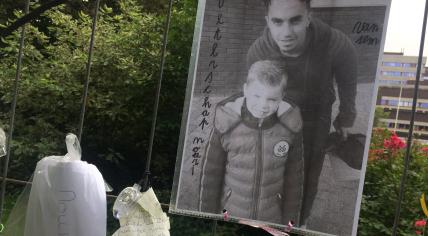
(376, 52, 428, 140)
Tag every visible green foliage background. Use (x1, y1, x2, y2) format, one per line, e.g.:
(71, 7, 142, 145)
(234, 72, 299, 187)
(0, 0, 208, 234)
(0, 0, 197, 187)
(358, 128, 428, 236)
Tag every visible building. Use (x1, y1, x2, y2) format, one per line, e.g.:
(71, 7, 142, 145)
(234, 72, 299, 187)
(376, 52, 428, 140)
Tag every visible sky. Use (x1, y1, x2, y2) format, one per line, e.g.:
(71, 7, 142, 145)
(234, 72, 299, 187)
(384, 0, 427, 56)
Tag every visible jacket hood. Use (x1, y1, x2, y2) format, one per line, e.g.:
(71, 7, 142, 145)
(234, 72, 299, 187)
(214, 94, 301, 134)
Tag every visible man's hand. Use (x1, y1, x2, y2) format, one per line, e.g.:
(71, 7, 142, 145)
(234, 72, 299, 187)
(277, 101, 291, 117)
(337, 126, 352, 140)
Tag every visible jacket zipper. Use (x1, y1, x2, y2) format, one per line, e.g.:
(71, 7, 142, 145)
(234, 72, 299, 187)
(251, 119, 264, 219)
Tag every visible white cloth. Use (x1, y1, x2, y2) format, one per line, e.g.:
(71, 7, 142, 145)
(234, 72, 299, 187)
(24, 156, 106, 236)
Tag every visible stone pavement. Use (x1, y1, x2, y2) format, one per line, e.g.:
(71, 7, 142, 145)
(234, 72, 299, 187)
(303, 82, 373, 236)
(305, 154, 361, 236)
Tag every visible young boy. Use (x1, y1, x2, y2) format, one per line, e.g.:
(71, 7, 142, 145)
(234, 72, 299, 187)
(199, 60, 304, 225)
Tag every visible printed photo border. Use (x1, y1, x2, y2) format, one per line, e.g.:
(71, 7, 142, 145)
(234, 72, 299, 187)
(170, 1, 391, 235)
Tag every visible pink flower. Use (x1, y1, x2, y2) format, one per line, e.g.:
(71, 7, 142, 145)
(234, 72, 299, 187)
(222, 209, 229, 221)
(422, 147, 428, 154)
(415, 219, 427, 228)
(416, 230, 422, 235)
(383, 133, 406, 150)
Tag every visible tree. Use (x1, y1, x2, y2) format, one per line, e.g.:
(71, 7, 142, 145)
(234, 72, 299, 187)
(1, 0, 199, 187)
(373, 107, 390, 128)
(0, 0, 68, 39)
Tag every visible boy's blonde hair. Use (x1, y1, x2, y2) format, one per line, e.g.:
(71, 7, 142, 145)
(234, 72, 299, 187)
(247, 60, 287, 90)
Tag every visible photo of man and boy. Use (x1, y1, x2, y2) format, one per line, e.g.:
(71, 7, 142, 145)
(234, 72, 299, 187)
(170, 0, 389, 235)
(248, 0, 358, 226)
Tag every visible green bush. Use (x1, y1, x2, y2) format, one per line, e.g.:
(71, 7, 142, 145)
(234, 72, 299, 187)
(0, 0, 196, 189)
(359, 128, 428, 235)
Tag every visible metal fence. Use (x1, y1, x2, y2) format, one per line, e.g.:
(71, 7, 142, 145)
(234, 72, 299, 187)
(0, 0, 174, 231)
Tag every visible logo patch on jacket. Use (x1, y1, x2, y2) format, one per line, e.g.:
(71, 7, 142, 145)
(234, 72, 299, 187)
(273, 141, 289, 158)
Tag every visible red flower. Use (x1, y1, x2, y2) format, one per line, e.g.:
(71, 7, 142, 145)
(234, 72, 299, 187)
(416, 230, 422, 235)
(415, 219, 427, 228)
(422, 146, 428, 154)
(383, 133, 406, 150)
(373, 149, 384, 155)
(368, 148, 386, 161)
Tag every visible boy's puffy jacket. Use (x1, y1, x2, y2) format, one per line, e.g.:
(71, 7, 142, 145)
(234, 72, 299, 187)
(199, 94, 304, 225)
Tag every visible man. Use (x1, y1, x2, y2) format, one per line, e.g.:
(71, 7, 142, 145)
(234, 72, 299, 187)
(247, 0, 357, 225)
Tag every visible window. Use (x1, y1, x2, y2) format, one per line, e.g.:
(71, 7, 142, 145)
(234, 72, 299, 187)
(381, 71, 402, 77)
(398, 101, 412, 107)
(378, 79, 404, 85)
(388, 100, 398, 106)
(383, 62, 402, 67)
(398, 123, 410, 129)
(420, 103, 428, 109)
(416, 125, 426, 131)
(402, 72, 416, 77)
(403, 63, 417, 68)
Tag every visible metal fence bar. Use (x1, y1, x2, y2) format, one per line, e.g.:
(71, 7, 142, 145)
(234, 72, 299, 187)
(212, 220, 218, 236)
(0, 0, 30, 223)
(0, 177, 170, 209)
(392, 0, 428, 235)
(0, 177, 29, 186)
(139, 0, 174, 191)
(77, 0, 101, 142)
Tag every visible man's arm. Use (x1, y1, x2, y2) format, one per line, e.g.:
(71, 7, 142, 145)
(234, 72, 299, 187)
(246, 28, 274, 69)
(332, 31, 358, 136)
(199, 127, 227, 213)
(247, 41, 262, 70)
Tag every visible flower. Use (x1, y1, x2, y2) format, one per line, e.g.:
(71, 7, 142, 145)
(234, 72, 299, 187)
(415, 219, 427, 228)
(383, 132, 406, 150)
(422, 146, 428, 154)
(415, 219, 426, 235)
(368, 148, 386, 161)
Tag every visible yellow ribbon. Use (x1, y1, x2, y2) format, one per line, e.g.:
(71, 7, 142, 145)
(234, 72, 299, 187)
(420, 193, 428, 218)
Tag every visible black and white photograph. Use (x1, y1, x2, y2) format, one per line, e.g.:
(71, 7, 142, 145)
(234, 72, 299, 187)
(170, 0, 390, 235)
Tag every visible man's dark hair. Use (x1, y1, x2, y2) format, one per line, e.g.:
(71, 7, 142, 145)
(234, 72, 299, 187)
(263, 0, 311, 10)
